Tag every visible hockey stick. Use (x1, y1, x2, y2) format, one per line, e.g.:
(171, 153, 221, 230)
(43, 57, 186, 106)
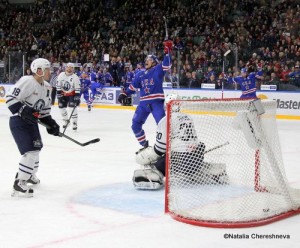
(204, 141, 229, 154)
(38, 120, 100, 147)
(62, 104, 77, 134)
(163, 16, 168, 40)
(163, 16, 178, 89)
(222, 49, 231, 99)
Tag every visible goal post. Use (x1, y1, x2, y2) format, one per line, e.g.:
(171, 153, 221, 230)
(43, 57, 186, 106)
(165, 98, 300, 228)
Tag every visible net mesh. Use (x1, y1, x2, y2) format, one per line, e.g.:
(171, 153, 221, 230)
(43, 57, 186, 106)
(166, 99, 300, 226)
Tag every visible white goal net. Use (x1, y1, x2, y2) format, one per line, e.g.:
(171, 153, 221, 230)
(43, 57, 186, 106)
(165, 98, 300, 227)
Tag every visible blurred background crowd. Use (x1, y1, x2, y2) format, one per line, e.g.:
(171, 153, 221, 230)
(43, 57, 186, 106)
(0, 0, 299, 90)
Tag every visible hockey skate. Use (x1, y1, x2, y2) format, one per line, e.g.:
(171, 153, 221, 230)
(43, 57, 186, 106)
(133, 164, 164, 190)
(27, 174, 40, 185)
(88, 105, 91, 111)
(11, 179, 34, 197)
(73, 123, 77, 130)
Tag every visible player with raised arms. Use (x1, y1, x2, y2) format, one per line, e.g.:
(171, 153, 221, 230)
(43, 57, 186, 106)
(118, 39, 173, 148)
(224, 67, 261, 99)
(6, 58, 60, 197)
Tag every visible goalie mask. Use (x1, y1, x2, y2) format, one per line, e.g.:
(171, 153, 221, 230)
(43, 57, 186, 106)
(165, 93, 181, 112)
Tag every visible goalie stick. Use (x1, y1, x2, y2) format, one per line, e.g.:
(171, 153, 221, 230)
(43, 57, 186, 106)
(204, 141, 230, 154)
(38, 120, 100, 147)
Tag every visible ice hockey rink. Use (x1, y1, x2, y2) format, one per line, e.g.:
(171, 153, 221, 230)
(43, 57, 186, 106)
(0, 102, 300, 248)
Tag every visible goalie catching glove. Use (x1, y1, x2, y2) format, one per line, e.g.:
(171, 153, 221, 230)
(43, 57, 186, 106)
(135, 146, 160, 165)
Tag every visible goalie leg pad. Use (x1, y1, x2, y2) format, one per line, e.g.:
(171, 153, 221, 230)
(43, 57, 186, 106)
(133, 167, 164, 190)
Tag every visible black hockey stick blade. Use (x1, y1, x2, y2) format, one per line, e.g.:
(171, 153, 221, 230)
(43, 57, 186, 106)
(38, 120, 100, 147)
(60, 133, 100, 146)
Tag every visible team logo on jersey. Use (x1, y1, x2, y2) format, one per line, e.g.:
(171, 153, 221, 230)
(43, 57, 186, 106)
(0, 86, 5, 97)
(63, 81, 71, 91)
(33, 99, 46, 112)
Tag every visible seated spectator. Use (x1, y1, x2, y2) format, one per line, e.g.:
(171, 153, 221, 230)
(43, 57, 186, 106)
(279, 65, 291, 83)
(188, 71, 200, 88)
(265, 72, 281, 90)
(206, 74, 218, 89)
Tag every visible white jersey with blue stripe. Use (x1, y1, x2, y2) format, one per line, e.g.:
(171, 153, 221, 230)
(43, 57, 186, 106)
(6, 75, 52, 118)
(154, 112, 198, 155)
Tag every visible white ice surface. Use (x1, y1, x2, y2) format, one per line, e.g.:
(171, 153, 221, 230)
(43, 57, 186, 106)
(0, 103, 300, 248)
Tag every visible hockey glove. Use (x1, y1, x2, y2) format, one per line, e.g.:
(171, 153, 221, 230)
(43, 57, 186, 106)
(18, 105, 39, 124)
(39, 116, 60, 136)
(74, 94, 81, 106)
(163, 40, 173, 54)
(57, 91, 66, 104)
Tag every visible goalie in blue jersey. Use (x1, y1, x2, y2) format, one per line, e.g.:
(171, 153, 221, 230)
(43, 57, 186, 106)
(118, 40, 173, 148)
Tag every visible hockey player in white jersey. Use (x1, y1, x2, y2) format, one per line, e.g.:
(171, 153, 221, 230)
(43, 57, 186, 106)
(134, 94, 228, 190)
(56, 63, 81, 130)
(6, 58, 60, 197)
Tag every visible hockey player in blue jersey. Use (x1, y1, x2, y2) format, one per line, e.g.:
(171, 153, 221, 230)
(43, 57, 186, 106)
(80, 72, 92, 111)
(226, 68, 260, 99)
(118, 40, 173, 147)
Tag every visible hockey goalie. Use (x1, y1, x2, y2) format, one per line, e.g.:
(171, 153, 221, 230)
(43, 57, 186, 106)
(133, 94, 229, 190)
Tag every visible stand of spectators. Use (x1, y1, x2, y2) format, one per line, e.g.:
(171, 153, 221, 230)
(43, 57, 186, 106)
(0, 0, 299, 90)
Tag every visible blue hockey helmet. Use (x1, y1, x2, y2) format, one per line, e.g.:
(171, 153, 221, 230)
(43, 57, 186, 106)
(241, 68, 247, 73)
(145, 54, 159, 64)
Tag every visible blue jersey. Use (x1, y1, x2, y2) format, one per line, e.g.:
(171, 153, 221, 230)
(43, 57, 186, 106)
(103, 72, 113, 86)
(124, 71, 135, 90)
(288, 70, 300, 85)
(90, 71, 97, 83)
(97, 72, 104, 83)
(80, 78, 91, 93)
(228, 72, 258, 99)
(126, 54, 171, 105)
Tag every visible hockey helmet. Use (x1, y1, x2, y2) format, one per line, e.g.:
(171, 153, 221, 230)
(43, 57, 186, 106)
(165, 93, 181, 104)
(165, 93, 181, 112)
(66, 62, 75, 68)
(145, 54, 159, 65)
(30, 58, 51, 74)
(241, 68, 248, 74)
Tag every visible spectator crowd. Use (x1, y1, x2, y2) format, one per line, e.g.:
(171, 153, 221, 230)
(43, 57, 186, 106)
(0, 0, 299, 90)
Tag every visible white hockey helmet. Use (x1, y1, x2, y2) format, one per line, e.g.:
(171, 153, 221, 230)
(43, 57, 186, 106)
(165, 93, 181, 112)
(165, 93, 181, 104)
(30, 58, 51, 74)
